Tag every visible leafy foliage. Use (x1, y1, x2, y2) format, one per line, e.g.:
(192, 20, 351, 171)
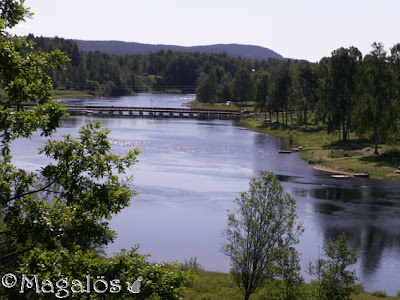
(308, 233, 358, 300)
(0, 2, 192, 299)
(353, 43, 400, 154)
(14, 246, 193, 299)
(222, 171, 303, 300)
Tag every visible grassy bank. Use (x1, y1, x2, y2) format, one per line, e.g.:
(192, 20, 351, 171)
(51, 89, 94, 99)
(183, 270, 397, 299)
(188, 100, 256, 112)
(239, 116, 400, 181)
(188, 100, 239, 111)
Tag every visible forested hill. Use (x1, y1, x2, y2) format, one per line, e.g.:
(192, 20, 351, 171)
(28, 35, 290, 98)
(73, 40, 285, 61)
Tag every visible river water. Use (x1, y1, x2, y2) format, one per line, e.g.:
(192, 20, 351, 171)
(11, 93, 400, 295)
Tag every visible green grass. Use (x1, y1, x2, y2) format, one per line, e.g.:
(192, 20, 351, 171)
(184, 270, 246, 300)
(239, 115, 400, 181)
(183, 270, 398, 300)
(51, 89, 94, 99)
(189, 100, 256, 112)
(189, 101, 239, 112)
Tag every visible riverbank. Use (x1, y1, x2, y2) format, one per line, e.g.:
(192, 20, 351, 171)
(183, 270, 397, 299)
(239, 116, 400, 181)
(51, 89, 94, 99)
(188, 100, 256, 112)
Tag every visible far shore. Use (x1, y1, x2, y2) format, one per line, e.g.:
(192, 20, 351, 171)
(237, 115, 400, 182)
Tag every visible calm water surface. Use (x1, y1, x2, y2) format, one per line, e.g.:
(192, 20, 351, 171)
(12, 94, 400, 295)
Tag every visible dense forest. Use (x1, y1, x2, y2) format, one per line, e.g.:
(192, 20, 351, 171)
(29, 35, 400, 153)
(27, 35, 298, 108)
(29, 35, 283, 97)
(194, 43, 400, 155)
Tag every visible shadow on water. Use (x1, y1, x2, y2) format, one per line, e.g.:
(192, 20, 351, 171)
(317, 220, 400, 277)
(292, 185, 399, 206)
(275, 174, 303, 183)
(296, 182, 400, 282)
(311, 187, 362, 202)
(313, 202, 345, 214)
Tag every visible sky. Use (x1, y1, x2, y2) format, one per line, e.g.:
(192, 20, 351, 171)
(9, 0, 400, 62)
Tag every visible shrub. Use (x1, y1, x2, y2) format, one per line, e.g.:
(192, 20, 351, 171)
(308, 233, 358, 300)
(372, 290, 387, 298)
(181, 257, 203, 273)
(350, 283, 364, 295)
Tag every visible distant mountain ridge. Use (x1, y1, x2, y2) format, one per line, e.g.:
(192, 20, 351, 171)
(73, 40, 285, 61)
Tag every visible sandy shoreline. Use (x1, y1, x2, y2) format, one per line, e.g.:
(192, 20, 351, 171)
(313, 165, 357, 176)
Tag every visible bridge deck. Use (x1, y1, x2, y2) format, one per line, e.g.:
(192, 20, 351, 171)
(19, 104, 242, 119)
(68, 105, 240, 115)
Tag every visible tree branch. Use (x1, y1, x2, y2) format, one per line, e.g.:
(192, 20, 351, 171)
(7, 176, 60, 202)
(0, 241, 38, 262)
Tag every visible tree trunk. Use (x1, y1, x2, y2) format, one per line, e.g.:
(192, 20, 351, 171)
(305, 100, 308, 127)
(264, 107, 267, 127)
(374, 96, 379, 155)
(290, 110, 293, 125)
(244, 291, 251, 300)
(285, 108, 288, 126)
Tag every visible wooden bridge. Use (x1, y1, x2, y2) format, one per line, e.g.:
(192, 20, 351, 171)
(22, 104, 242, 120)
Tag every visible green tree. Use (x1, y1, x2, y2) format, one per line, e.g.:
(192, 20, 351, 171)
(353, 43, 398, 154)
(195, 70, 218, 103)
(260, 247, 305, 300)
(329, 47, 361, 140)
(308, 233, 358, 300)
(232, 69, 253, 109)
(219, 72, 232, 101)
(292, 60, 318, 127)
(0, 2, 191, 298)
(389, 43, 400, 136)
(315, 57, 334, 129)
(277, 61, 292, 126)
(221, 172, 303, 300)
(269, 62, 291, 125)
(255, 72, 269, 122)
(276, 247, 305, 300)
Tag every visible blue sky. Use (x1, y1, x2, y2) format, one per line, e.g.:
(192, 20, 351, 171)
(10, 0, 400, 62)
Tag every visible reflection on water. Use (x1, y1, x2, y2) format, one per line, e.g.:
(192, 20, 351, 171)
(313, 202, 345, 214)
(311, 188, 362, 202)
(11, 94, 400, 295)
(290, 176, 400, 294)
